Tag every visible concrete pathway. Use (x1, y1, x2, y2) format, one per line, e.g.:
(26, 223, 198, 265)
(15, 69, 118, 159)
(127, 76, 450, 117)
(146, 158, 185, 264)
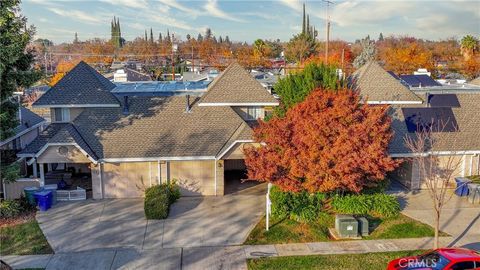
(388, 183, 480, 250)
(2, 237, 457, 270)
(36, 185, 265, 252)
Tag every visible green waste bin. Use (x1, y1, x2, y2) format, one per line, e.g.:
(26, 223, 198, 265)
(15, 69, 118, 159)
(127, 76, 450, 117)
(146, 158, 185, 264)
(24, 186, 40, 205)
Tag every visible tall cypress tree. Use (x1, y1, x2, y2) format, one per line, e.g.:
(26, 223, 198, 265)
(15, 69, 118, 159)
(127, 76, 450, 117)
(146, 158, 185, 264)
(159, 32, 163, 42)
(117, 17, 122, 47)
(144, 30, 148, 41)
(302, 3, 306, 35)
(150, 28, 154, 43)
(1, 0, 41, 140)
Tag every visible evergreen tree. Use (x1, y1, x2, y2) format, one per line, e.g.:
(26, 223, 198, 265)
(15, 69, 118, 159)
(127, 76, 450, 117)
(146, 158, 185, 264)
(150, 28, 154, 43)
(218, 36, 223, 43)
(353, 36, 377, 68)
(205, 28, 212, 40)
(110, 16, 122, 48)
(1, 0, 42, 140)
(225, 35, 230, 44)
(117, 17, 122, 47)
(159, 32, 163, 42)
(74, 32, 79, 43)
(144, 30, 148, 41)
(213, 36, 217, 43)
(186, 34, 191, 40)
(378, 32, 384, 42)
(166, 29, 171, 42)
(302, 3, 306, 35)
(306, 14, 310, 36)
(197, 33, 203, 42)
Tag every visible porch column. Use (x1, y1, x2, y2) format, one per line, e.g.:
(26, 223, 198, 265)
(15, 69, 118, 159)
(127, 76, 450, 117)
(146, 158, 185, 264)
(32, 160, 38, 178)
(39, 164, 45, 187)
(47, 163, 52, 172)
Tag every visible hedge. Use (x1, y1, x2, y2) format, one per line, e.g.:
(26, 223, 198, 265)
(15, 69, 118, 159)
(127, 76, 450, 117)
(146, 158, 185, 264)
(331, 193, 400, 218)
(144, 182, 180, 219)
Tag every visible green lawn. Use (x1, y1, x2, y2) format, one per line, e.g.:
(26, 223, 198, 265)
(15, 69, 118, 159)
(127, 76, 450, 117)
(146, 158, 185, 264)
(0, 220, 53, 255)
(247, 250, 425, 270)
(245, 214, 445, 245)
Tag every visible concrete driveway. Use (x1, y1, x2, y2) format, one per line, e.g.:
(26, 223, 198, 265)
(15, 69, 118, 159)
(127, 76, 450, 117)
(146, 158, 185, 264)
(389, 182, 480, 250)
(37, 184, 266, 252)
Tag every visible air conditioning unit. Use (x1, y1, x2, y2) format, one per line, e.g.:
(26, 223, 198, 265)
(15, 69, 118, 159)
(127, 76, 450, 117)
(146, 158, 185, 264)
(356, 216, 369, 236)
(335, 214, 358, 238)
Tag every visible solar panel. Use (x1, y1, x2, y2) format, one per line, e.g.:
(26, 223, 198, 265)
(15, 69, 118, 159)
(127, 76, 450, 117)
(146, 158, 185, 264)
(111, 81, 210, 96)
(399, 75, 441, 87)
(416, 75, 441, 87)
(428, 94, 460, 107)
(402, 107, 458, 133)
(399, 75, 421, 87)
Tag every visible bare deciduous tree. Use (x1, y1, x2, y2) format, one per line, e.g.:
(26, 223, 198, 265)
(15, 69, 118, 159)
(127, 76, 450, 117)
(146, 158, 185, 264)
(404, 121, 464, 249)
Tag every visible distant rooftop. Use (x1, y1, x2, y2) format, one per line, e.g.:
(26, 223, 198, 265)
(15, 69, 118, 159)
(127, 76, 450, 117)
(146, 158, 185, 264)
(111, 81, 211, 96)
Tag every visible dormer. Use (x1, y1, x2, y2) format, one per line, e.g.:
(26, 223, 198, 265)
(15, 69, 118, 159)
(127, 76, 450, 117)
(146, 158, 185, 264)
(33, 61, 120, 122)
(197, 62, 279, 121)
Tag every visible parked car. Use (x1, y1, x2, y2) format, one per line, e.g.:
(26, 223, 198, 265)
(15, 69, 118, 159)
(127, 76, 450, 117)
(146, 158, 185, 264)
(387, 248, 480, 269)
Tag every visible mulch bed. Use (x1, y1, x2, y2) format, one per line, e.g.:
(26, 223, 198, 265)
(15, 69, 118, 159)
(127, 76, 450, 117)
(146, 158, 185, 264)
(0, 211, 36, 228)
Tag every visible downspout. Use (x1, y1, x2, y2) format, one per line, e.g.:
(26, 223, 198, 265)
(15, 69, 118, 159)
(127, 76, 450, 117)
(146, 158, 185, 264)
(214, 158, 217, 196)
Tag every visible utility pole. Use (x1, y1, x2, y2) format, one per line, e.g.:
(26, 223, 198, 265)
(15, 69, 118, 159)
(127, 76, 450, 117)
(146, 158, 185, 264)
(322, 0, 334, 63)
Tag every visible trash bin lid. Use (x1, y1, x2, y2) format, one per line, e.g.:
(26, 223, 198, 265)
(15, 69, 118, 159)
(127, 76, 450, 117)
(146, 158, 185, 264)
(34, 190, 52, 196)
(24, 186, 40, 191)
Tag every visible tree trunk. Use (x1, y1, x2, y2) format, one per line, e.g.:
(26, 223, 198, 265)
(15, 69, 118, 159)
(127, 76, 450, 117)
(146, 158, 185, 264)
(434, 210, 440, 249)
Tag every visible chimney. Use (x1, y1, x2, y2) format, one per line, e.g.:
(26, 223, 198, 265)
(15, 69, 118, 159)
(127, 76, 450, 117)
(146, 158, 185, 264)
(123, 96, 129, 115)
(185, 94, 191, 113)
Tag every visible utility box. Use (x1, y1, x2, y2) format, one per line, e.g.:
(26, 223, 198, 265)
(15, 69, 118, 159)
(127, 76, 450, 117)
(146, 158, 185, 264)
(335, 214, 358, 238)
(357, 216, 369, 236)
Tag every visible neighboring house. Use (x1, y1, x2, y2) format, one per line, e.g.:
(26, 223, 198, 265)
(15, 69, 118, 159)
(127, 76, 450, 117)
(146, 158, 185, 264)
(0, 107, 46, 152)
(113, 68, 151, 82)
(18, 61, 278, 198)
(351, 61, 480, 190)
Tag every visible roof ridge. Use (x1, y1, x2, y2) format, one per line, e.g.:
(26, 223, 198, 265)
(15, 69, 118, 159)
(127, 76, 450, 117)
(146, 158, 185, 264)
(198, 62, 236, 103)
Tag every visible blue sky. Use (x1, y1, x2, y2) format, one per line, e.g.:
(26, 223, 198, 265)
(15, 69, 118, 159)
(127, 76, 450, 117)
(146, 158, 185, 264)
(22, 0, 479, 44)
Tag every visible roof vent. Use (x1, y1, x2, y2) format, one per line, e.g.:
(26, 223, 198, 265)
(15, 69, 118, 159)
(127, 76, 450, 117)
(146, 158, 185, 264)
(185, 94, 191, 113)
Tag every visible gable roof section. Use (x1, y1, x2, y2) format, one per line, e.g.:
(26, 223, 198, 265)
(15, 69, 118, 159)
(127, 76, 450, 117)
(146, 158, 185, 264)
(71, 96, 251, 160)
(198, 62, 279, 106)
(34, 61, 120, 107)
(350, 61, 422, 104)
(389, 93, 480, 155)
(217, 121, 254, 159)
(1, 108, 46, 145)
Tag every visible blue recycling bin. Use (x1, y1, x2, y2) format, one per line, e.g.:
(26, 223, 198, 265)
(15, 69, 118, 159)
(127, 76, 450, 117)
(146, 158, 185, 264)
(455, 177, 471, 197)
(43, 184, 58, 205)
(34, 190, 53, 211)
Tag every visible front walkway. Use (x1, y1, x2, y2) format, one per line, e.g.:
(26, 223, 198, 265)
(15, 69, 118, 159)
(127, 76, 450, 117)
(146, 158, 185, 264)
(2, 237, 454, 270)
(36, 184, 266, 252)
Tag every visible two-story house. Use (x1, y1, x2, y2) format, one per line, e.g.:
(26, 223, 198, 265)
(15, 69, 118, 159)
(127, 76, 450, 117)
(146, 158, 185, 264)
(18, 61, 279, 198)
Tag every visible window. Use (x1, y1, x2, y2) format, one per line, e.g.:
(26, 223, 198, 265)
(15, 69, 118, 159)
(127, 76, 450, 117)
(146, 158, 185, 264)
(450, 261, 476, 270)
(54, 108, 70, 122)
(246, 107, 263, 120)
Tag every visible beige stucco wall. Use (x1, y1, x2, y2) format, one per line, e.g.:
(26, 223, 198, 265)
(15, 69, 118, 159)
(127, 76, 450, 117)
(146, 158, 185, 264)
(50, 108, 84, 122)
(91, 164, 102, 199)
(4, 178, 40, 200)
(409, 155, 465, 190)
(232, 107, 265, 120)
(99, 159, 223, 198)
(37, 145, 91, 164)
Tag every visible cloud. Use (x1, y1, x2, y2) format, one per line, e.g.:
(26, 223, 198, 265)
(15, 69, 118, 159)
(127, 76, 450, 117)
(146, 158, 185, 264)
(331, 1, 415, 26)
(48, 7, 103, 24)
(156, 0, 199, 17)
(204, 0, 245, 22)
(279, 0, 303, 12)
(99, 0, 149, 9)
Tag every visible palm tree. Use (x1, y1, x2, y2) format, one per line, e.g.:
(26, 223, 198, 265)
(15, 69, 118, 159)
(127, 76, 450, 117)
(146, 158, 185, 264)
(460, 35, 478, 59)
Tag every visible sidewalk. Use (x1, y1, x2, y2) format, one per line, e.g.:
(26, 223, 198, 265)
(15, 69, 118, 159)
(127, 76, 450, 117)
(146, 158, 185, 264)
(2, 237, 454, 270)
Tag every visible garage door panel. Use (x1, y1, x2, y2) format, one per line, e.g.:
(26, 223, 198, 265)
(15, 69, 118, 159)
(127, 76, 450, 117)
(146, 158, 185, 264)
(103, 162, 150, 198)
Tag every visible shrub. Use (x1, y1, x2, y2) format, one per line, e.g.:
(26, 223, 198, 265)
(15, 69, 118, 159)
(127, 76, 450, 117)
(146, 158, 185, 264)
(0, 200, 22, 218)
(144, 183, 180, 219)
(270, 186, 327, 222)
(331, 193, 400, 218)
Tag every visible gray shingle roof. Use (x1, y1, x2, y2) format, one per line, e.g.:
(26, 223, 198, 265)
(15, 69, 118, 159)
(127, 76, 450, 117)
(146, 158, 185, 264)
(199, 62, 279, 105)
(13, 107, 45, 135)
(19, 123, 69, 155)
(49, 124, 98, 160)
(69, 96, 251, 159)
(350, 61, 422, 103)
(389, 93, 480, 154)
(33, 61, 120, 107)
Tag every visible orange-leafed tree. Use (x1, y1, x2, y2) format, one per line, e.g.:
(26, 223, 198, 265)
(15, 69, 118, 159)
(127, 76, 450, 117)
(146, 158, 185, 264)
(244, 89, 400, 193)
(383, 42, 434, 74)
(49, 59, 80, 86)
